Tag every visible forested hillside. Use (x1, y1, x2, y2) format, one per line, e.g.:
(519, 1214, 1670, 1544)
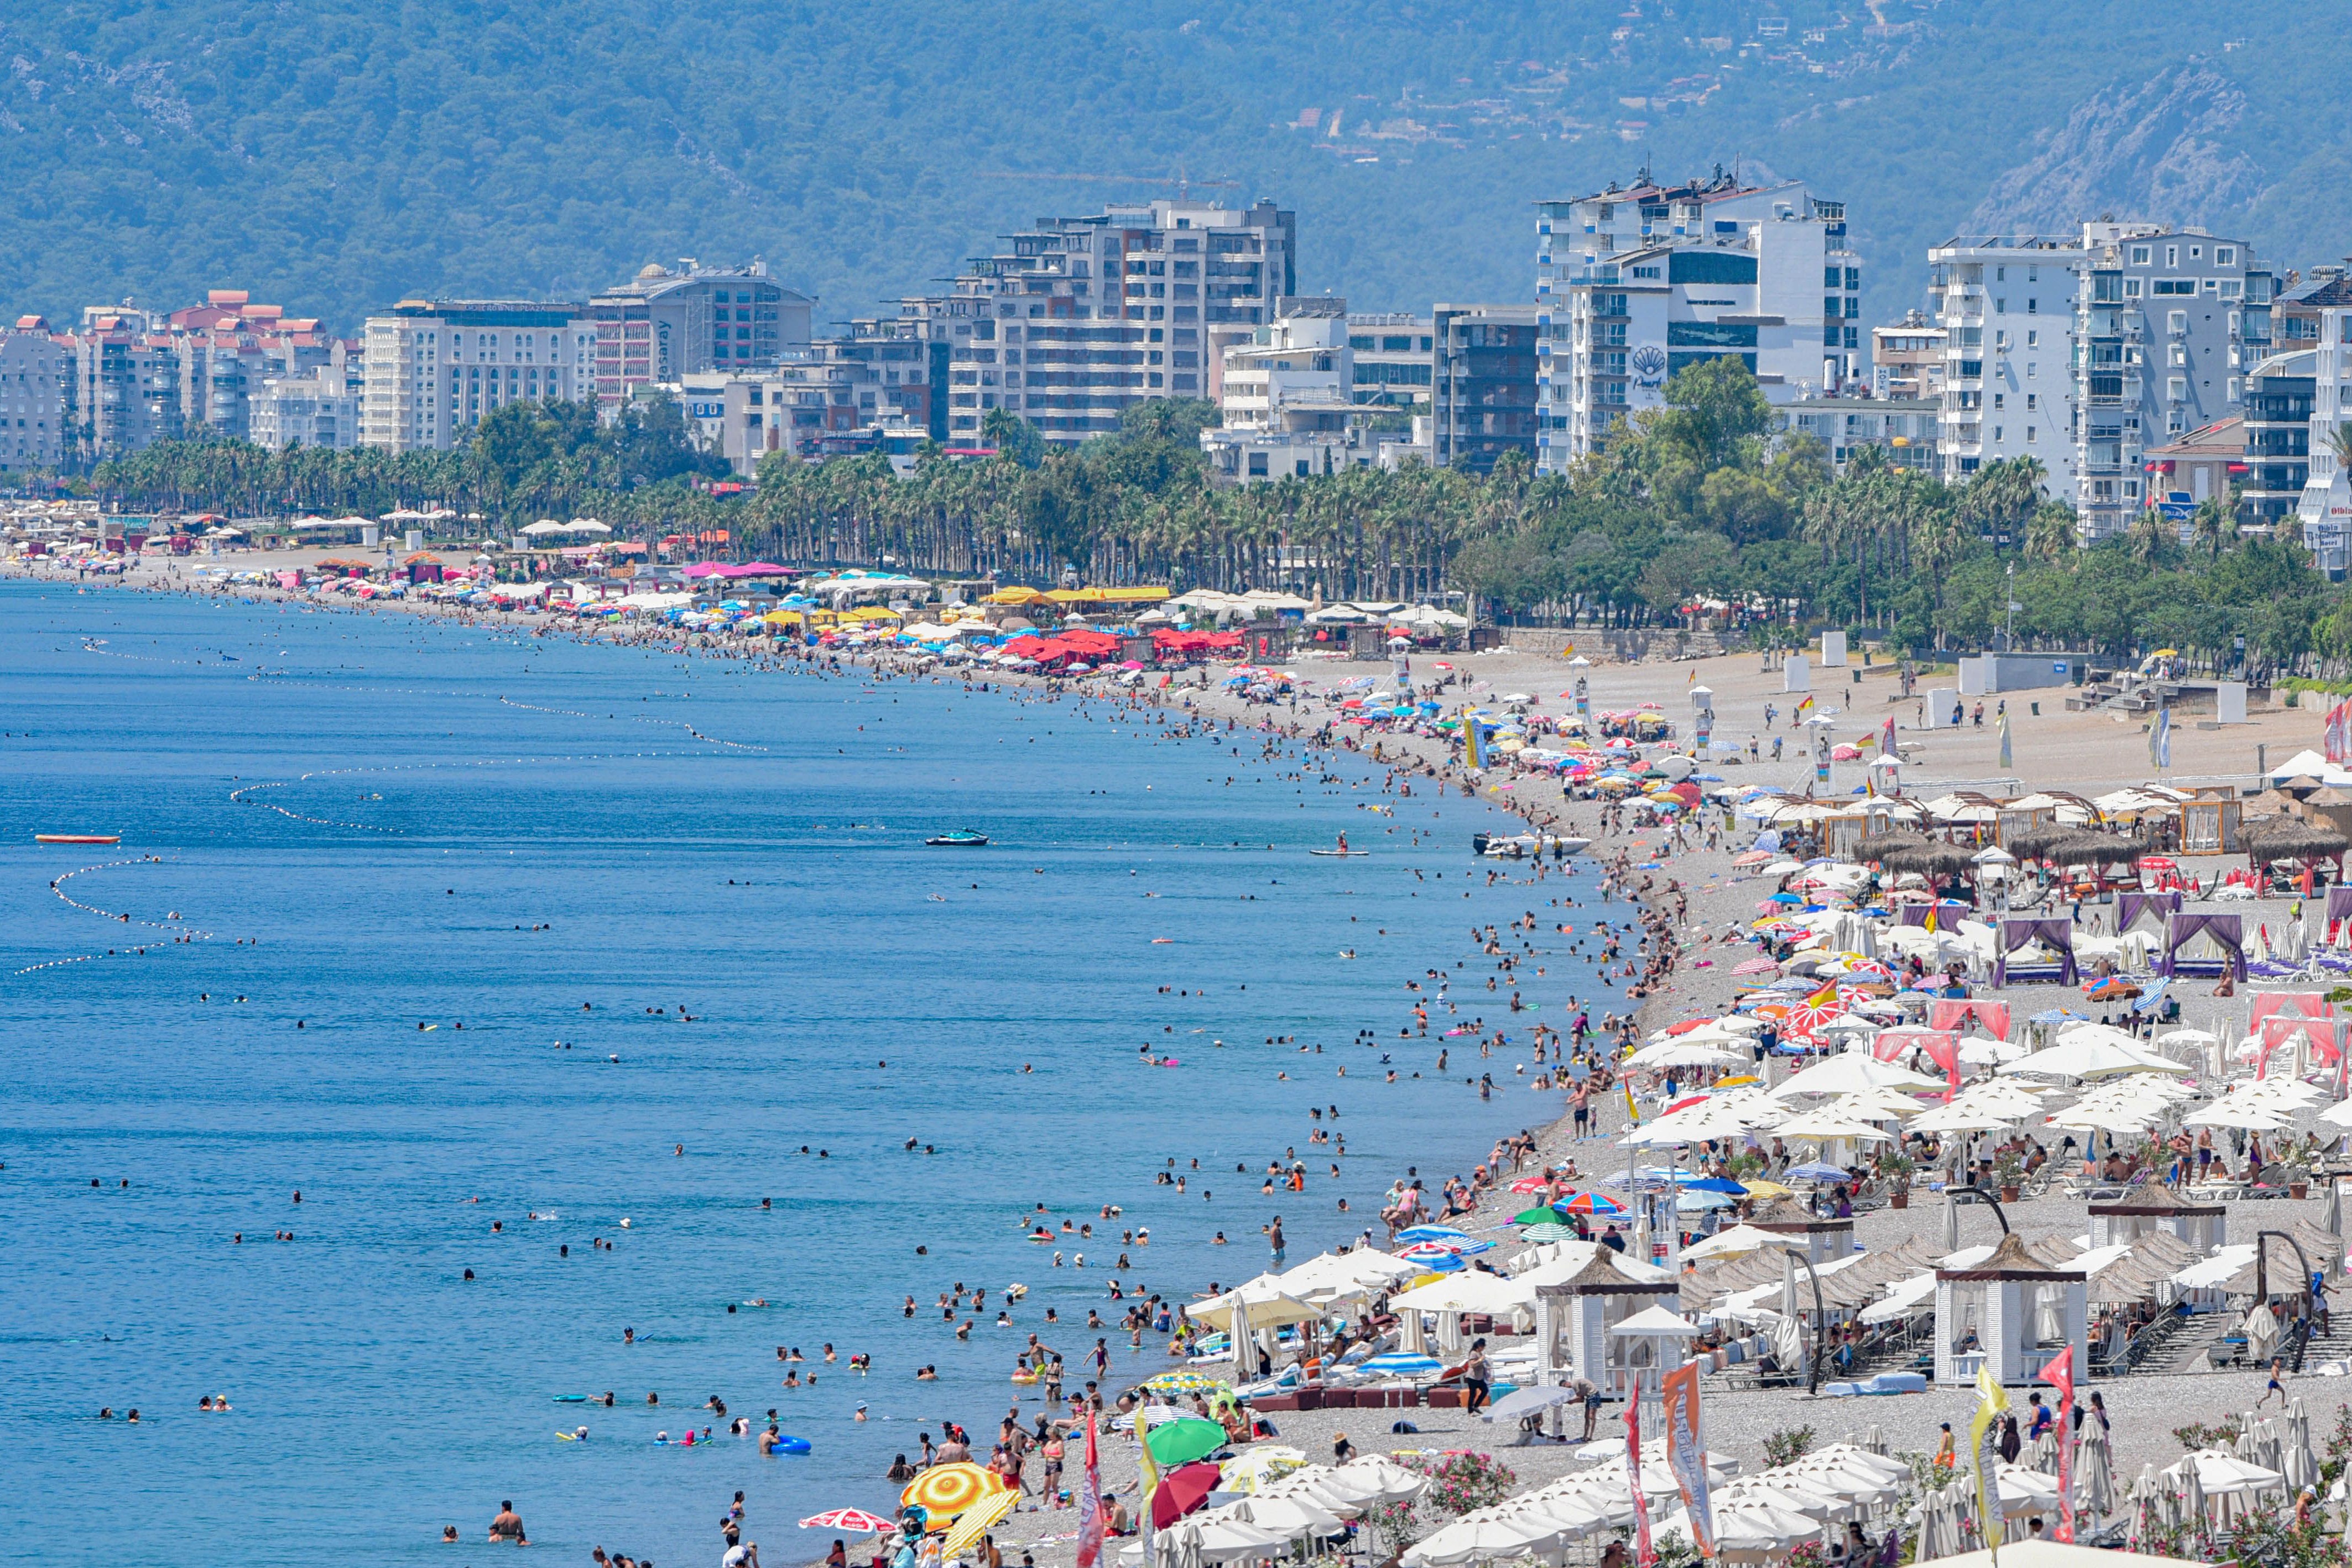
(3, 2, 2346, 329)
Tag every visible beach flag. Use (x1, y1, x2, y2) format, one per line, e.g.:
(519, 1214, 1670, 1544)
(2150, 706, 2171, 771)
(1075, 1409, 1103, 1568)
(1794, 695, 1816, 720)
(1464, 708, 1483, 770)
(1997, 711, 2012, 771)
(1625, 1399, 1658, 1568)
(2038, 1346, 2076, 1543)
(1880, 714, 1896, 755)
(1923, 905, 1939, 934)
(1804, 978, 1838, 1011)
(1621, 1074, 1641, 1129)
(1969, 1364, 2010, 1564)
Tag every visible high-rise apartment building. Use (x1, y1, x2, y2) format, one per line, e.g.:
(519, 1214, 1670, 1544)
(253, 363, 362, 451)
(941, 198, 1295, 444)
(1923, 236, 2081, 494)
(2292, 303, 2352, 575)
(162, 290, 335, 442)
(589, 261, 813, 412)
(0, 317, 69, 472)
(70, 306, 181, 460)
(360, 300, 597, 453)
(1201, 297, 1374, 483)
(1433, 304, 1538, 473)
(1346, 313, 1433, 411)
(2073, 224, 2272, 540)
(1533, 172, 1859, 471)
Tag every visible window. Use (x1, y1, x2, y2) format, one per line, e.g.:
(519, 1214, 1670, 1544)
(2218, 246, 2236, 265)
(2026, 330, 2039, 348)
(2026, 394, 2038, 411)
(2125, 278, 2143, 298)
(2153, 279, 2196, 295)
(2168, 376, 2187, 401)
(2169, 310, 2189, 335)
(2026, 425, 2038, 442)
(2166, 245, 2179, 266)
(1993, 426, 2004, 442)
(1993, 393, 2005, 410)
(2131, 246, 2152, 266)
(2027, 297, 2038, 313)
(1996, 297, 2006, 314)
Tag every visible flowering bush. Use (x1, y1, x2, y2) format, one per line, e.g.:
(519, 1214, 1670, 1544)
(1406, 1451, 1519, 1516)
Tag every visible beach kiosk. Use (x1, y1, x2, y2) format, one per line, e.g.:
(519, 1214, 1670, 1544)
(1532, 1246, 1678, 1401)
(1934, 1232, 2088, 1387)
(1745, 1196, 1856, 1267)
(2087, 1184, 2228, 1255)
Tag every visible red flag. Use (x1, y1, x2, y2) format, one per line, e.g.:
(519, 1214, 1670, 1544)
(1075, 1408, 1103, 1568)
(1626, 1400, 1656, 1568)
(2038, 1347, 2075, 1543)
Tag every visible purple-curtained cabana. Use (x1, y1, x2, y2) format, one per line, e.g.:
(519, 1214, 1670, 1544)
(2115, 890, 2182, 938)
(1993, 918, 2078, 986)
(2159, 912, 2247, 981)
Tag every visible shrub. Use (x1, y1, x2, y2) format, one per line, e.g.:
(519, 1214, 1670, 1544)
(1762, 1424, 1817, 1467)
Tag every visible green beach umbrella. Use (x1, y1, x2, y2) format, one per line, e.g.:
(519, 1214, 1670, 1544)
(1144, 1416, 1230, 1469)
(1513, 1205, 1565, 1227)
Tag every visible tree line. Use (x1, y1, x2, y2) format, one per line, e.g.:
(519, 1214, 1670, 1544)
(77, 364, 2352, 674)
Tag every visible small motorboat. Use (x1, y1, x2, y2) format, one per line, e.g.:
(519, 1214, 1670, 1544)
(924, 830, 990, 847)
(35, 834, 119, 845)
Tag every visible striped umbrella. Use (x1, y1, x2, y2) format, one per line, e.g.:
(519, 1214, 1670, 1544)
(1395, 1225, 1472, 1244)
(900, 1462, 1012, 1525)
(798, 1510, 896, 1534)
(1519, 1223, 1579, 1243)
(940, 1487, 1019, 1558)
(1555, 1191, 1627, 1217)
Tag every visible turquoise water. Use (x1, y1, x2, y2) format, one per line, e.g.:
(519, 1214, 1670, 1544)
(0, 582, 1595, 1566)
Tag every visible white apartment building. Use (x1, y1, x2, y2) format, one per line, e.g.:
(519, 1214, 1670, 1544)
(1534, 173, 1859, 470)
(0, 319, 68, 472)
(252, 363, 361, 451)
(2073, 224, 2273, 540)
(2293, 304, 2352, 576)
(360, 300, 598, 453)
(942, 198, 1295, 444)
(1200, 297, 1373, 483)
(1924, 236, 2082, 496)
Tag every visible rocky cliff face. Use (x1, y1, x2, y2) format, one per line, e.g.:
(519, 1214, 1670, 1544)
(1970, 63, 2269, 236)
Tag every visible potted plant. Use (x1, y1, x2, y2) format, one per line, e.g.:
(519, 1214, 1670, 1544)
(1993, 1151, 2026, 1204)
(1881, 1151, 1916, 1209)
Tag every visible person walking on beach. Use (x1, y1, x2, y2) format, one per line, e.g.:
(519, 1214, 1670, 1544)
(1460, 1339, 1491, 1415)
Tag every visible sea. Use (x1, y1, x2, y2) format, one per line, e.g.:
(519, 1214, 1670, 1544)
(0, 579, 1606, 1566)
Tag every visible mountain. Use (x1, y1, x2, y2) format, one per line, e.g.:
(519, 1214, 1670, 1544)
(1, 2, 2346, 337)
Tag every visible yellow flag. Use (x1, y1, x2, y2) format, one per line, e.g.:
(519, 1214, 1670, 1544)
(1969, 1363, 2011, 1562)
(1135, 1403, 1160, 1512)
(1804, 979, 1838, 1012)
(1924, 905, 1939, 935)
(1464, 709, 1483, 770)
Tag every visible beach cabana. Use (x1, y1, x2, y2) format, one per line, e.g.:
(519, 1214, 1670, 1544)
(1934, 1233, 2087, 1388)
(2114, 890, 2181, 940)
(2087, 1184, 2228, 1254)
(2158, 912, 2246, 981)
(1992, 919, 2077, 986)
(1898, 900, 1974, 929)
(1529, 1245, 1677, 1400)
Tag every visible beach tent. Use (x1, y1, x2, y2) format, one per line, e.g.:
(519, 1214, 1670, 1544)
(2115, 891, 2182, 939)
(1992, 919, 2078, 986)
(1931, 998, 2012, 1040)
(2158, 912, 2246, 981)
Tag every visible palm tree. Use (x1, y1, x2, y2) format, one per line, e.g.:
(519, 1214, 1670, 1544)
(2024, 503, 2078, 565)
(2188, 496, 2236, 561)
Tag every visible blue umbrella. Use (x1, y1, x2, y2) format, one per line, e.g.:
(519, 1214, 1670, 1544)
(1359, 1353, 1444, 1376)
(1677, 1190, 1739, 1212)
(1395, 1226, 1471, 1244)
(1784, 1161, 1850, 1183)
(1680, 1176, 1748, 1195)
(1769, 892, 1804, 905)
(1397, 1249, 1466, 1272)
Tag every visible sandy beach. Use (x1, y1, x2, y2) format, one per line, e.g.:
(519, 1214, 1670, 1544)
(32, 550, 2352, 1560)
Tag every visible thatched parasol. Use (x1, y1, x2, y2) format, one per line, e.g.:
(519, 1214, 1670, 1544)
(1855, 830, 1935, 864)
(2042, 832, 2146, 867)
(2242, 819, 2351, 864)
(2003, 826, 2075, 863)
(1880, 840, 1985, 876)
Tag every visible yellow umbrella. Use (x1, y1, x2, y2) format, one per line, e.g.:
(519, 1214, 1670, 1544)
(1740, 1179, 1795, 1200)
(901, 1462, 1011, 1526)
(940, 1486, 1019, 1556)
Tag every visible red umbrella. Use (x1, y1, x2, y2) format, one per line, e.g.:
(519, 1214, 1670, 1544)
(1151, 1461, 1224, 1528)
